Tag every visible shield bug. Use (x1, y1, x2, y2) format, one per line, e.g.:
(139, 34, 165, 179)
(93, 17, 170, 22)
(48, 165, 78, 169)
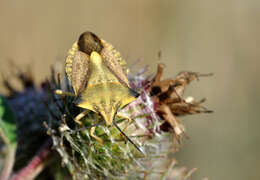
(65, 31, 130, 96)
(59, 31, 141, 152)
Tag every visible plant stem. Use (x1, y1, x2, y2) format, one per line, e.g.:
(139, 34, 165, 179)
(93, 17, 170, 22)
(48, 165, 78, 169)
(10, 139, 53, 180)
(0, 143, 17, 180)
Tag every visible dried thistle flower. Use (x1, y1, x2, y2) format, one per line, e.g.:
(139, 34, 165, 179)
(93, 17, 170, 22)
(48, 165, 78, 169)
(149, 63, 213, 147)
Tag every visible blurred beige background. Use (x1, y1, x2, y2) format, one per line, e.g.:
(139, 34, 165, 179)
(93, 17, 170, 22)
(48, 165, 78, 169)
(0, 0, 259, 179)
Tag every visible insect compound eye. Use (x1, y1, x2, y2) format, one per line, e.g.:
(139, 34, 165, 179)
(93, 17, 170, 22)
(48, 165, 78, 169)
(78, 31, 104, 55)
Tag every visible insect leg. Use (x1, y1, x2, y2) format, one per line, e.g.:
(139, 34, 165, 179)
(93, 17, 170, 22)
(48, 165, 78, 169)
(113, 120, 143, 154)
(116, 112, 133, 135)
(90, 126, 103, 144)
(55, 89, 75, 97)
(74, 110, 89, 125)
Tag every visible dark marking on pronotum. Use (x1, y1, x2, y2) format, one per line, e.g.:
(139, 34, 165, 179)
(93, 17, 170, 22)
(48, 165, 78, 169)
(78, 31, 104, 55)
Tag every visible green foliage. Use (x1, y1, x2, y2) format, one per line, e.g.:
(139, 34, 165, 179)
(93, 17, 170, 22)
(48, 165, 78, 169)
(0, 96, 16, 145)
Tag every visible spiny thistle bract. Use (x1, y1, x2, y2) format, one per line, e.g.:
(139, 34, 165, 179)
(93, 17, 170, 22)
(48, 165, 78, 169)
(0, 57, 212, 179)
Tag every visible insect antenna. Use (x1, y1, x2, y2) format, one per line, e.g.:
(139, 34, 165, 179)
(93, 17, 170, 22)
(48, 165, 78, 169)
(113, 121, 143, 154)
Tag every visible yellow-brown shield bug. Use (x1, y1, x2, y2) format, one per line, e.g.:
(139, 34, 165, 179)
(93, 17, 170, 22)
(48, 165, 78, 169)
(58, 31, 141, 152)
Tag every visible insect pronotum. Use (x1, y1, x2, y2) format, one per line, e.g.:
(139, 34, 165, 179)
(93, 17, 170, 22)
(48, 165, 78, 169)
(58, 31, 142, 152)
